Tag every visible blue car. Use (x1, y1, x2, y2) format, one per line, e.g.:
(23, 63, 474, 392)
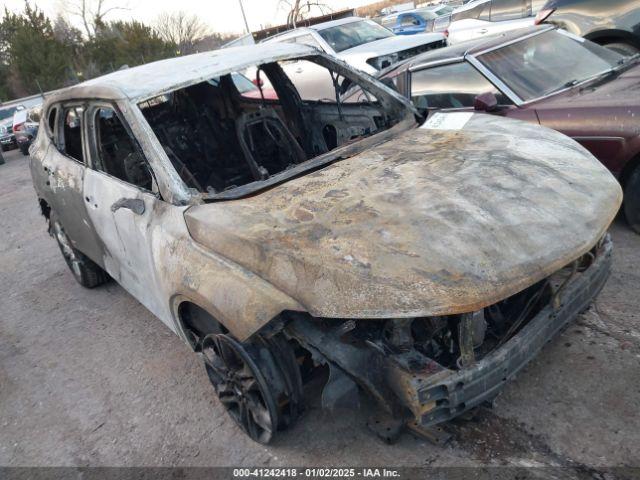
(382, 5, 454, 35)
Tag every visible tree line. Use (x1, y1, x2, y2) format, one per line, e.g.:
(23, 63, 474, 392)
(0, 2, 238, 102)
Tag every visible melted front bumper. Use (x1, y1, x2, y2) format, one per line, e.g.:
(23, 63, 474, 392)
(284, 235, 613, 427)
(406, 235, 612, 426)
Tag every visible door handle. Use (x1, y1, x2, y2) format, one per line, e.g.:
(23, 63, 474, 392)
(295, 67, 304, 74)
(479, 28, 489, 34)
(111, 198, 145, 215)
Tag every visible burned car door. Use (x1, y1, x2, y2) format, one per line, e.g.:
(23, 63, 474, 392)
(82, 104, 165, 318)
(41, 105, 105, 264)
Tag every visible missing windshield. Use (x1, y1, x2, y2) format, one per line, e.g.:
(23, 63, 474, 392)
(139, 56, 406, 196)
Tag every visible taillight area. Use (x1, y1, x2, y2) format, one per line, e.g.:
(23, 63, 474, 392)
(443, 29, 449, 39)
(13, 123, 24, 132)
(535, 8, 555, 25)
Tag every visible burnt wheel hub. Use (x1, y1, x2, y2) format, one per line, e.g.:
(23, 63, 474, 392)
(202, 334, 281, 444)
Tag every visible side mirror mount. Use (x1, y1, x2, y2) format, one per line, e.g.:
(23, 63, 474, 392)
(474, 92, 499, 112)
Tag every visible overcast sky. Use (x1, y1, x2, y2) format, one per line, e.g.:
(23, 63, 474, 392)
(1, 0, 375, 34)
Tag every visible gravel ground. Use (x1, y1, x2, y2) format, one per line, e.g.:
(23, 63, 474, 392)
(1, 148, 639, 474)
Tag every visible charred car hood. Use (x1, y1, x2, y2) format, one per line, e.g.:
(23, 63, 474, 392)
(185, 114, 621, 319)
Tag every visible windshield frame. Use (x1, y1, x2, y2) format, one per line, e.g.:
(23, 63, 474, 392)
(317, 20, 395, 53)
(470, 27, 626, 106)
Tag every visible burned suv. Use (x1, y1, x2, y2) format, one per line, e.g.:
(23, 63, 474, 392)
(30, 43, 621, 444)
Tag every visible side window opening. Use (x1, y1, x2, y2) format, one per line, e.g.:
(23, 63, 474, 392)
(139, 56, 404, 196)
(411, 62, 511, 114)
(61, 107, 84, 163)
(93, 107, 153, 191)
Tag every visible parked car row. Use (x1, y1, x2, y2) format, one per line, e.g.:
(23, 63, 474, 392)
(384, 0, 640, 55)
(263, 17, 447, 74)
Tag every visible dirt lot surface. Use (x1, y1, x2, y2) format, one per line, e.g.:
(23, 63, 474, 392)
(1, 149, 639, 474)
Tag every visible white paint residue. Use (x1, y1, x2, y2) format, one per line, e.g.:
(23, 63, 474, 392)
(421, 112, 474, 131)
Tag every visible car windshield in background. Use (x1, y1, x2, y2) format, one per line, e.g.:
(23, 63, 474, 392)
(0, 107, 18, 122)
(318, 20, 394, 52)
(478, 30, 623, 102)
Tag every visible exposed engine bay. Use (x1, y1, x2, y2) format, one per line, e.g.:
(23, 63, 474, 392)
(139, 56, 406, 196)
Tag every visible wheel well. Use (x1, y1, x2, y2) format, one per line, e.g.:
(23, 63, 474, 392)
(586, 30, 640, 49)
(178, 301, 228, 350)
(620, 154, 640, 192)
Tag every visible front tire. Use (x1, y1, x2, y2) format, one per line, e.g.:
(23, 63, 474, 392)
(603, 41, 640, 57)
(624, 165, 640, 234)
(201, 333, 303, 444)
(50, 211, 110, 288)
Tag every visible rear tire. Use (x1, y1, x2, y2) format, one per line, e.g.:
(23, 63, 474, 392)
(624, 165, 640, 234)
(19, 143, 29, 156)
(50, 211, 110, 288)
(603, 41, 640, 57)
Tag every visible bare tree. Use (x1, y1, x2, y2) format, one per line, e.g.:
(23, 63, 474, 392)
(63, 0, 129, 38)
(154, 11, 211, 55)
(279, 0, 332, 28)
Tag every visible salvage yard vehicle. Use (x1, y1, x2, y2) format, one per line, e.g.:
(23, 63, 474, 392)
(30, 42, 622, 444)
(0, 119, 15, 151)
(263, 17, 447, 74)
(13, 106, 41, 156)
(379, 26, 640, 233)
(381, 5, 454, 35)
(0, 105, 22, 151)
